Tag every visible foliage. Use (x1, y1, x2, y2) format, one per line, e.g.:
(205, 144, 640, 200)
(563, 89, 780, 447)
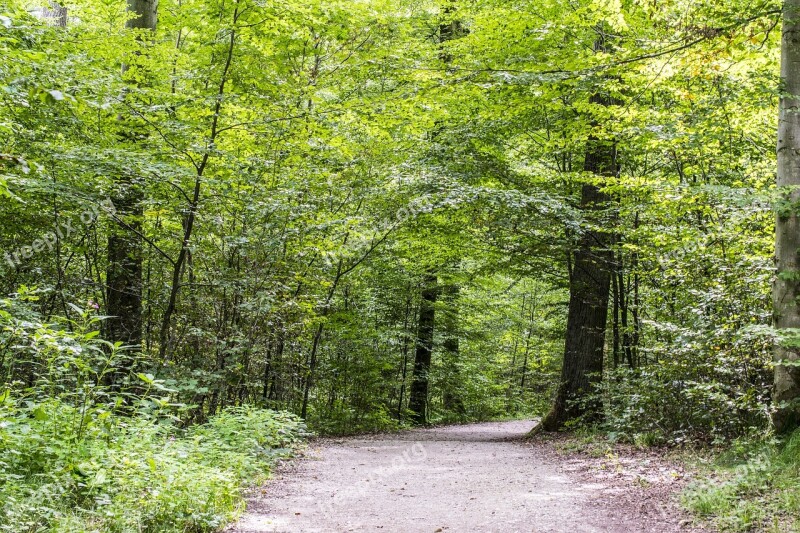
(1, 0, 797, 527)
(684, 431, 800, 532)
(0, 298, 306, 533)
(0, 0, 793, 505)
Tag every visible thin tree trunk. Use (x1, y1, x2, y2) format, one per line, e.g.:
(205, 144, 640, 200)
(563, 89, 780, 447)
(520, 298, 535, 394)
(442, 283, 464, 416)
(631, 211, 641, 367)
(300, 321, 325, 420)
(158, 1, 238, 360)
(773, 0, 800, 433)
(611, 249, 621, 369)
(409, 273, 438, 424)
(397, 294, 413, 420)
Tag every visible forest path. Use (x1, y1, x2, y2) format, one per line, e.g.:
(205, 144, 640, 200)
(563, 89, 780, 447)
(233, 420, 696, 533)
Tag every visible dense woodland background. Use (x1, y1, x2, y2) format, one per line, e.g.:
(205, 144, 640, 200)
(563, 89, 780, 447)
(1, 0, 799, 531)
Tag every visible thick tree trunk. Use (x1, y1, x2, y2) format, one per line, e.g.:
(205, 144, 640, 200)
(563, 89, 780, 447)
(540, 92, 617, 431)
(409, 273, 438, 424)
(773, 0, 800, 434)
(105, 0, 157, 358)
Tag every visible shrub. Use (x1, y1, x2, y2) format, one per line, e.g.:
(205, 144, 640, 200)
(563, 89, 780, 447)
(0, 296, 307, 532)
(597, 324, 772, 445)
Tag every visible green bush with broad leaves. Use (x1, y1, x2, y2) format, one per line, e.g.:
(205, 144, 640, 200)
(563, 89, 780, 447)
(0, 295, 307, 533)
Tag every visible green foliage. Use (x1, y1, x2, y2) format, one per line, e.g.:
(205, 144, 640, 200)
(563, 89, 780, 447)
(1, 0, 796, 527)
(0, 400, 305, 532)
(599, 322, 772, 444)
(0, 0, 790, 480)
(0, 299, 306, 533)
(684, 431, 800, 532)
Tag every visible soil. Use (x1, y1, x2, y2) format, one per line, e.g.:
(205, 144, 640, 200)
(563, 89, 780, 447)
(232, 420, 709, 533)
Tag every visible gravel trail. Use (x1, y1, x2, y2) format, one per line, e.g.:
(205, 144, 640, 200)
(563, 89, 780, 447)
(233, 420, 698, 533)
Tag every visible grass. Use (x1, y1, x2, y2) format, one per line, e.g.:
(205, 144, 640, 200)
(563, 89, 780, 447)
(683, 430, 800, 532)
(0, 400, 308, 533)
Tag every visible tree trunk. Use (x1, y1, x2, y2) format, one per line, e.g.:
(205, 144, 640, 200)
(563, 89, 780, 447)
(773, 0, 800, 434)
(105, 0, 157, 360)
(611, 250, 620, 369)
(43, 1, 67, 27)
(441, 283, 465, 416)
(397, 294, 414, 420)
(540, 89, 617, 431)
(409, 273, 438, 424)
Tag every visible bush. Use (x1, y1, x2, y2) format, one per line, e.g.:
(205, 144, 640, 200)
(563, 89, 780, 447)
(0, 296, 307, 532)
(597, 324, 772, 445)
(0, 399, 305, 532)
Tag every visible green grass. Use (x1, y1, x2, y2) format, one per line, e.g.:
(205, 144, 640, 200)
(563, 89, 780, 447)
(683, 430, 800, 532)
(0, 400, 307, 533)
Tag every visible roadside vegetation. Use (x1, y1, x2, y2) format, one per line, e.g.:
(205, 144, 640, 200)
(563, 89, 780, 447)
(683, 433, 800, 532)
(0, 297, 307, 532)
(2, 0, 800, 530)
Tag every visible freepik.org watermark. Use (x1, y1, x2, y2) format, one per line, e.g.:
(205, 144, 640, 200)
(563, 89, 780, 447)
(4, 198, 116, 268)
(317, 440, 428, 519)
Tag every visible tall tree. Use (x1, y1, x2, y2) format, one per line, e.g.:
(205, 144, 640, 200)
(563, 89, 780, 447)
(773, 0, 800, 434)
(539, 33, 618, 432)
(407, 1, 465, 425)
(105, 0, 157, 357)
(409, 273, 438, 424)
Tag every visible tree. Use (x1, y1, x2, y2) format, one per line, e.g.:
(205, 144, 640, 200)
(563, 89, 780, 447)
(409, 272, 438, 424)
(539, 32, 619, 432)
(773, 0, 800, 434)
(105, 0, 157, 359)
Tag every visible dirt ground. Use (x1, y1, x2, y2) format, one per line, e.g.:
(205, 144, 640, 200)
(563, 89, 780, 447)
(232, 420, 707, 533)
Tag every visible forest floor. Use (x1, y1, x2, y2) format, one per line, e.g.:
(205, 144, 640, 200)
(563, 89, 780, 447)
(232, 420, 707, 533)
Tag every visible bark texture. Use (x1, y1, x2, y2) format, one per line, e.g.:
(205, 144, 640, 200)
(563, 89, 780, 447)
(105, 0, 157, 354)
(43, 1, 67, 27)
(409, 273, 438, 424)
(773, 0, 800, 434)
(540, 93, 617, 431)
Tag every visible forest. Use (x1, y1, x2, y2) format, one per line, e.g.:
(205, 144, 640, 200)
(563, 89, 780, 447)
(1, 0, 800, 531)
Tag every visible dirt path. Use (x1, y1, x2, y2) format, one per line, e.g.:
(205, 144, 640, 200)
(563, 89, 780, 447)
(233, 420, 698, 533)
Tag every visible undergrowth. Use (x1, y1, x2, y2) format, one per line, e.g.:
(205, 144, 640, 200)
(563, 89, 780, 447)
(0, 296, 307, 532)
(683, 431, 800, 532)
(0, 399, 306, 532)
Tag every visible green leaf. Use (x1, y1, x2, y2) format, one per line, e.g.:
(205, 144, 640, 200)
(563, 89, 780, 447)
(136, 373, 155, 384)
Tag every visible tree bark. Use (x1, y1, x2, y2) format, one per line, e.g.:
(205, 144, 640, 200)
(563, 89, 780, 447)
(539, 93, 617, 431)
(43, 1, 67, 27)
(409, 273, 438, 424)
(773, 0, 800, 434)
(105, 0, 157, 358)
